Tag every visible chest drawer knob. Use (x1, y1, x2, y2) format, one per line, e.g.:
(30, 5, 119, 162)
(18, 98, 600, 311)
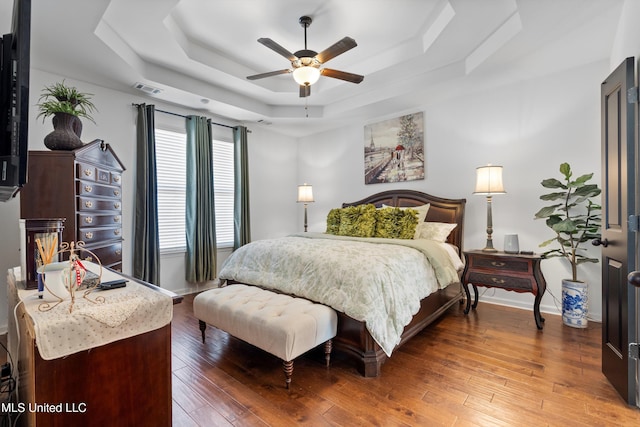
(114, 202, 121, 209)
(113, 189, 120, 197)
(84, 217, 93, 224)
(84, 185, 93, 193)
(115, 249, 122, 256)
(84, 256, 93, 262)
(114, 175, 121, 183)
(114, 216, 121, 223)
(84, 200, 93, 208)
(114, 229, 121, 236)
(491, 277, 506, 284)
(85, 232, 94, 239)
(84, 169, 93, 177)
(491, 261, 506, 267)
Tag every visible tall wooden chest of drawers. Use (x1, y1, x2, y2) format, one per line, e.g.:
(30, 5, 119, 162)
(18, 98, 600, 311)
(20, 140, 125, 271)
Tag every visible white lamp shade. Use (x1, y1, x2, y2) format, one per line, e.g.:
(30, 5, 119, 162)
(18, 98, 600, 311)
(474, 165, 506, 195)
(297, 184, 314, 203)
(293, 66, 321, 86)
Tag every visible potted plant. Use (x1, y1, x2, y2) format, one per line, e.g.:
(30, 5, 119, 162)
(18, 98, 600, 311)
(37, 80, 97, 150)
(534, 162, 601, 328)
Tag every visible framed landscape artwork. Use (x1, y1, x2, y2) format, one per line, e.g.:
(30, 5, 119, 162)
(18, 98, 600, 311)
(364, 112, 425, 184)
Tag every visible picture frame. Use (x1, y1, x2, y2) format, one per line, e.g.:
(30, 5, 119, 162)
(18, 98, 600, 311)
(364, 112, 425, 184)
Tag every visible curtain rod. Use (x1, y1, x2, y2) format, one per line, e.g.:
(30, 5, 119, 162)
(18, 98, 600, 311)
(132, 103, 250, 132)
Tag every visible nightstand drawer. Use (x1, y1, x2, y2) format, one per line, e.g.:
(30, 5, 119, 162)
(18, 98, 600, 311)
(471, 256, 530, 273)
(467, 272, 534, 292)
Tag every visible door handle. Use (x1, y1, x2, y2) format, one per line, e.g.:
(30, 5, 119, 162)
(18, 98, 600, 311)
(592, 238, 609, 247)
(628, 271, 640, 288)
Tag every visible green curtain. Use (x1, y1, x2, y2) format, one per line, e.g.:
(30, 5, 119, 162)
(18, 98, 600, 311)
(185, 116, 217, 282)
(133, 103, 161, 285)
(233, 126, 251, 250)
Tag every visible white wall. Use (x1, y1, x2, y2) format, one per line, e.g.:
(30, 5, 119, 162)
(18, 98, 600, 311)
(298, 59, 608, 320)
(0, 69, 298, 333)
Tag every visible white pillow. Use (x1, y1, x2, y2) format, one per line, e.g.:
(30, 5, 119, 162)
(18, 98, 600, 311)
(416, 222, 457, 243)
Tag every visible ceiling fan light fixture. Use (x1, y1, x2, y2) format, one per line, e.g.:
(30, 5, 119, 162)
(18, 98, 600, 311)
(293, 66, 321, 86)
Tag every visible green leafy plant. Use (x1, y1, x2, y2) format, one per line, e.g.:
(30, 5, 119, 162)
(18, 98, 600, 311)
(37, 80, 97, 123)
(534, 162, 601, 282)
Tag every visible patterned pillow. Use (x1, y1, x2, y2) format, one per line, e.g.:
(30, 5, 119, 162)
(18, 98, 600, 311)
(326, 208, 342, 235)
(415, 222, 457, 243)
(382, 203, 429, 238)
(338, 204, 377, 237)
(374, 207, 419, 239)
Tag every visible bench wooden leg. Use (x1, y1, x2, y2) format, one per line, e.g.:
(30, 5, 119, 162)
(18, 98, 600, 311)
(324, 339, 333, 368)
(283, 360, 294, 389)
(199, 320, 207, 343)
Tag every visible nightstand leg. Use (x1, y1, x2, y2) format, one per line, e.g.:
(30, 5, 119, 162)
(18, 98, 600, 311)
(463, 282, 472, 314)
(534, 293, 545, 329)
(472, 284, 479, 309)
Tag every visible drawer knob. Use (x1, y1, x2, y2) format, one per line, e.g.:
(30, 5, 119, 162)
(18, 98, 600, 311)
(84, 217, 93, 224)
(84, 169, 93, 177)
(114, 190, 120, 196)
(491, 277, 506, 284)
(85, 185, 93, 193)
(84, 256, 93, 262)
(491, 261, 506, 267)
(114, 175, 121, 183)
(114, 229, 121, 236)
(115, 249, 122, 256)
(114, 216, 121, 223)
(85, 232, 94, 239)
(114, 202, 121, 209)
(84, 200, 93, 208)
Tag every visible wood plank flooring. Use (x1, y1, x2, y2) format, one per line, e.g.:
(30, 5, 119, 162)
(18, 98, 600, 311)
(171, 293, 640, 426)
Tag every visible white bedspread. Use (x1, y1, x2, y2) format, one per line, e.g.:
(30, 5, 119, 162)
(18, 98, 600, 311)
(218, 232, 462, 356)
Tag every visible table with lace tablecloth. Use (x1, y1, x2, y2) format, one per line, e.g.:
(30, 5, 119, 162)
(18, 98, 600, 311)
(7, 264, 180, 427)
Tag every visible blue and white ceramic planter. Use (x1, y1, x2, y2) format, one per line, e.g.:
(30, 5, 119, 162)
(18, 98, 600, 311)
(562, 279, 588, 328)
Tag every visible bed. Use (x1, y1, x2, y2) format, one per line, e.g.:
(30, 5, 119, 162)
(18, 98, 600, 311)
(219, 189, 466, 377)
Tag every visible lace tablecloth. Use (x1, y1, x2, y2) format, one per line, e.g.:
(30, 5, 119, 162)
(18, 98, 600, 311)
(10, 264, 173, 360)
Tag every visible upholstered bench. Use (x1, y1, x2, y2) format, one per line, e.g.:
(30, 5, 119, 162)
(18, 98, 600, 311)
(193, 284, 338, 389)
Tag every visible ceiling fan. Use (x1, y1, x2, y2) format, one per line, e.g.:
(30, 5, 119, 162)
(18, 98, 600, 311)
(247, 16, 364, 97)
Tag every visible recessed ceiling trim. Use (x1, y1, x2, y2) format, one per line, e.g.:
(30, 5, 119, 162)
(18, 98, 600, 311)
(465, 11, 522, 74)
(422, 1, 456, 53)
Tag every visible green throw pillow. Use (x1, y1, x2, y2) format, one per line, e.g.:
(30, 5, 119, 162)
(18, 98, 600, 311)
(375, 207, 419, 239)
(338, 204, 377, 237)
(326, 208, 342, 235)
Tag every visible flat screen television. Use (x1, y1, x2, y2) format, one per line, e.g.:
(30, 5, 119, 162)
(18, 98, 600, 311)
(0, 0, 30, 202)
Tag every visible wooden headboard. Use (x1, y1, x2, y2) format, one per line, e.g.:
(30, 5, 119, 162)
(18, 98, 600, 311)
(342, 189, 466, 253)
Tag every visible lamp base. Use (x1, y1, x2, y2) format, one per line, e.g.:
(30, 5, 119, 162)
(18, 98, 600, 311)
(482, 238, 497, 252)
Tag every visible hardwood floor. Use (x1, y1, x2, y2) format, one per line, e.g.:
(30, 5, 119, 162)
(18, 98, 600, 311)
(171, 293, 640, 426)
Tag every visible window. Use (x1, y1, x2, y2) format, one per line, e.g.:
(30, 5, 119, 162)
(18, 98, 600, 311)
(155, 128, 234, 253)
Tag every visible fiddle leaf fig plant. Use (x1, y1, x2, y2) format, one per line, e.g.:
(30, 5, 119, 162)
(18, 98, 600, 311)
(534, 162, 601, 282)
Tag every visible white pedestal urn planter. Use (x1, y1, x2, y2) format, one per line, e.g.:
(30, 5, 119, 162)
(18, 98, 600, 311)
(561, 279, 588, 328)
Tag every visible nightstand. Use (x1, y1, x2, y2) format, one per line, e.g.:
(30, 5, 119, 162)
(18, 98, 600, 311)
(462, 250, 547, 329)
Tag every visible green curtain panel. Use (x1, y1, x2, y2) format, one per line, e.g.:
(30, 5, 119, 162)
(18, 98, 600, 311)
(133, 103, 161, 285)
(233, 125, 251, 250)
(185, 116, 217, 282)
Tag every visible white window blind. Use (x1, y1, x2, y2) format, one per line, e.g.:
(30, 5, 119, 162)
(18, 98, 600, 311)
(155, 128, 234, 253)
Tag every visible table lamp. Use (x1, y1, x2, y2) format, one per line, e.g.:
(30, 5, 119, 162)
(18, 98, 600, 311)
(474, 165, 505, 252)
(297, 183, 314, 232)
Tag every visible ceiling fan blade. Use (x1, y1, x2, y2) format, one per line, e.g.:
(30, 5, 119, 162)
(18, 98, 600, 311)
(299, 84, 311, 98)
(246, 69, 292, 80)
(257, 38, 298, 61)
(316, 37, 357, 63)
(321, 68, 364, 84)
